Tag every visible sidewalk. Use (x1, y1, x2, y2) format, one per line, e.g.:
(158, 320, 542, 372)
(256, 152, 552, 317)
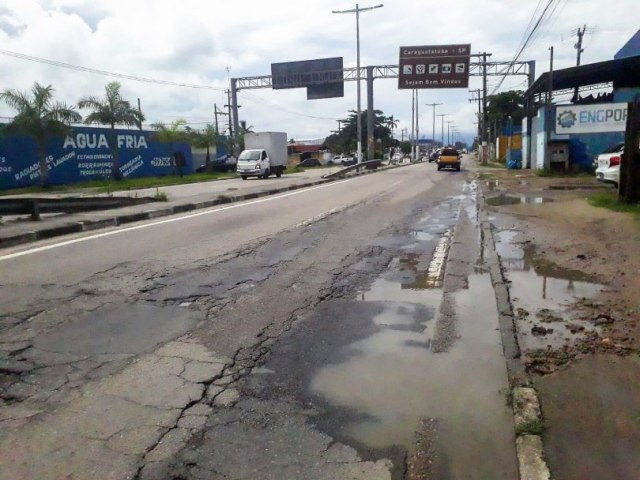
(476, 164, 640, 480)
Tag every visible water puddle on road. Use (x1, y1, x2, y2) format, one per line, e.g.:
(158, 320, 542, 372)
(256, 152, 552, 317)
(487, 195, 554, 206)
(495, 229, 605, 350)
(310, 272, 514, 463)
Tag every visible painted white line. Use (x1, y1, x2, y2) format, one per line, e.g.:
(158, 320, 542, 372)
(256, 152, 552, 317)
(0, 179, 352, 261)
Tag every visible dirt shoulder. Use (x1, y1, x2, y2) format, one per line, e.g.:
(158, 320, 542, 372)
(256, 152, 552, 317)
(477, 165, 640, 480)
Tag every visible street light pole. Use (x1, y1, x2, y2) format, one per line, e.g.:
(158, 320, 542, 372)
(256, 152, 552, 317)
(446, 121, 454, 146)
(332, 3, 383, 164)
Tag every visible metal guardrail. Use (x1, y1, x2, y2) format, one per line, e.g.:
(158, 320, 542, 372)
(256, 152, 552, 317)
(0, 196, 157, 220)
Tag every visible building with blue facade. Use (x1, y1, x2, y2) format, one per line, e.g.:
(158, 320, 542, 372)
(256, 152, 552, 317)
(522, 33, 640, 171)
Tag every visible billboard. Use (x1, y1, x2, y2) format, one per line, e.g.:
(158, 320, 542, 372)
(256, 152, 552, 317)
(398, 44, 471, 89)
(271, 57, 344, 99)
(555, 103, 629, 134)
(0, 125, 193, 190)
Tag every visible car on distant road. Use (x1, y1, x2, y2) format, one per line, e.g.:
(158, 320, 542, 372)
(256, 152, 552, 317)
(437, 148, 461, 171)
(298, 158, 321, 167)
(333, 154, 357, 166)
(595, 142, 624, 186)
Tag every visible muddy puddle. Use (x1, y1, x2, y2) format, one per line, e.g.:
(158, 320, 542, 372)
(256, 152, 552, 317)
(494, 229, 605, 350)
(309, 190, 517, 477)
(487, 195, 554, 206)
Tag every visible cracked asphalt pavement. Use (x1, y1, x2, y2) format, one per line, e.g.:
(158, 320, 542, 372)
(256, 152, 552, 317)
(1, 160, 517, 479)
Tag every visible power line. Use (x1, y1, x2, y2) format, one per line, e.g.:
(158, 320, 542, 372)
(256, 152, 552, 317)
(490, 0, 562, 95)
(0, 49, 226, 91)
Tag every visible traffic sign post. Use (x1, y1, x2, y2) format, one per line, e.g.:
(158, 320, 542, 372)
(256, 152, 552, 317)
(398, 44, 471, 89)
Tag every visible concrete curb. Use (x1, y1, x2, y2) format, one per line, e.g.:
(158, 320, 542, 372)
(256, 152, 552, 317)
(477, 179, 552, 480)
(0, 163, 400, 249)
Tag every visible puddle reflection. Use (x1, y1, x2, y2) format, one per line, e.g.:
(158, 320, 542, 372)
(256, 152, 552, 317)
(487, 195, 554, 206)
(496, 230, 604, 350)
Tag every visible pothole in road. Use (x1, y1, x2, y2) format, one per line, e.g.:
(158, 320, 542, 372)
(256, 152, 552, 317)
(495, 229, 605, 351)
(487, 195, 554, 206)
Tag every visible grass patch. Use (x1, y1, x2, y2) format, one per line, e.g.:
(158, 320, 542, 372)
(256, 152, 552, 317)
(516, 419, 545, 436)
(535, 168, 593, 178)
(478, 161, 506, 168)
(153, 188, 169, 202)
(286, 166, 305, 174)
(588, 191, 640, 216)
(0, 172, 234, 196)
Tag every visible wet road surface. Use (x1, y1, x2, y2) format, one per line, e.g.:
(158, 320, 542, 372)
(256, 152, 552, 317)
(1, 160, 519, 479)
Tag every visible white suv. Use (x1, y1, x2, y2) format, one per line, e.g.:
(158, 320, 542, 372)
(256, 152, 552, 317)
(595, 142, 624, 186)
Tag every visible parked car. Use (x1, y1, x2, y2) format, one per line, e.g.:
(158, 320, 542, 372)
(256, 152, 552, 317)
(595, 142, 624, 186)
(390, 153, 402, 165)
(298, 158, 321, 167)
(332, 154, 355, 166)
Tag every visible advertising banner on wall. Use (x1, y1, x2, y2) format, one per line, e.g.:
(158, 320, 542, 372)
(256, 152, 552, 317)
(0, 126, 193, 190)
(555, 103, 629, 134)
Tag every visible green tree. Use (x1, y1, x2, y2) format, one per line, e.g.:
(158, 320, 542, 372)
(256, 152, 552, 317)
(0, 82, 81, 186)
(189, 123, 218, 171)
(78, 81, 145, 179)
(151, 119, 190, 176)
(237, 120, 254, 152)
(487, 90, 525, 136)
(323, 109, 397, 158)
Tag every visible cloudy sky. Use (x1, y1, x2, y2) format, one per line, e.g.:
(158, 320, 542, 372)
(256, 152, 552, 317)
(0, 0, 637, 145)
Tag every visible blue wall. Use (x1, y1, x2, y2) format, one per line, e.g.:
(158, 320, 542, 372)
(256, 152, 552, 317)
(0, 126, 193, 190)
(568, 132, 624, 170)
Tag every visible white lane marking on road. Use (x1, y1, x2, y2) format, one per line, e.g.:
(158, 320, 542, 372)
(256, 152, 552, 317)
(0, 179, 354, 261)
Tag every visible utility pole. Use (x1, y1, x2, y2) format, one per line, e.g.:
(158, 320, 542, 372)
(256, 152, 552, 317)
(214, 103, 228, 135)
(332, 3, 384, 164)
(546, 46, 554, 169)
(468, 89, 482, 144)
(437, 113, 448, 147)
(137, 98, 143, 130)
(446, 121, 454, 146)
(480, 52, 492, 164)
(337, 119, 343, 134)
(575, 24, 587, 66)
(573, 25, 587, 101)
(425, 102, 442, 150)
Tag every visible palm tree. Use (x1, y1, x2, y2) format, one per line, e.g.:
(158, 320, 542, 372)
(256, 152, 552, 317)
(151, 119, 190, 176)
(385, 115, 399, 137)
(237, 120, 254, 151)
(190, 124, 218, 171)
(78, 81, 144, 180)
(0, 82, 81, 187)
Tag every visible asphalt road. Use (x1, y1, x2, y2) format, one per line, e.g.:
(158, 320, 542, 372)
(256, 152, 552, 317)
(0, 159, 518, 480)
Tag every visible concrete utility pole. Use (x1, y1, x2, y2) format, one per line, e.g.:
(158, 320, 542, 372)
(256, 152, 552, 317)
(573, 25, 587, 100)
(481, 52, 491, 164)
(425, 102, 442, 149)
(446, 121, 454, 146)
(137, 98, 143, 130)
(575, 24, 587, 66)
(214, 103, 228, 135)
(437, 113, 448, 147)
(468, 90, 482, 144)
(332, 3, 384, 164)
(619, 96, 640, 203)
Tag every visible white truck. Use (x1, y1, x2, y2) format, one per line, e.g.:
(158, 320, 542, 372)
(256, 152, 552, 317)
(236, 132, 287, 179)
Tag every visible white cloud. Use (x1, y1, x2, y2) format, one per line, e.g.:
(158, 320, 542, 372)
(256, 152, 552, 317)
(0, 0, 637, 144)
